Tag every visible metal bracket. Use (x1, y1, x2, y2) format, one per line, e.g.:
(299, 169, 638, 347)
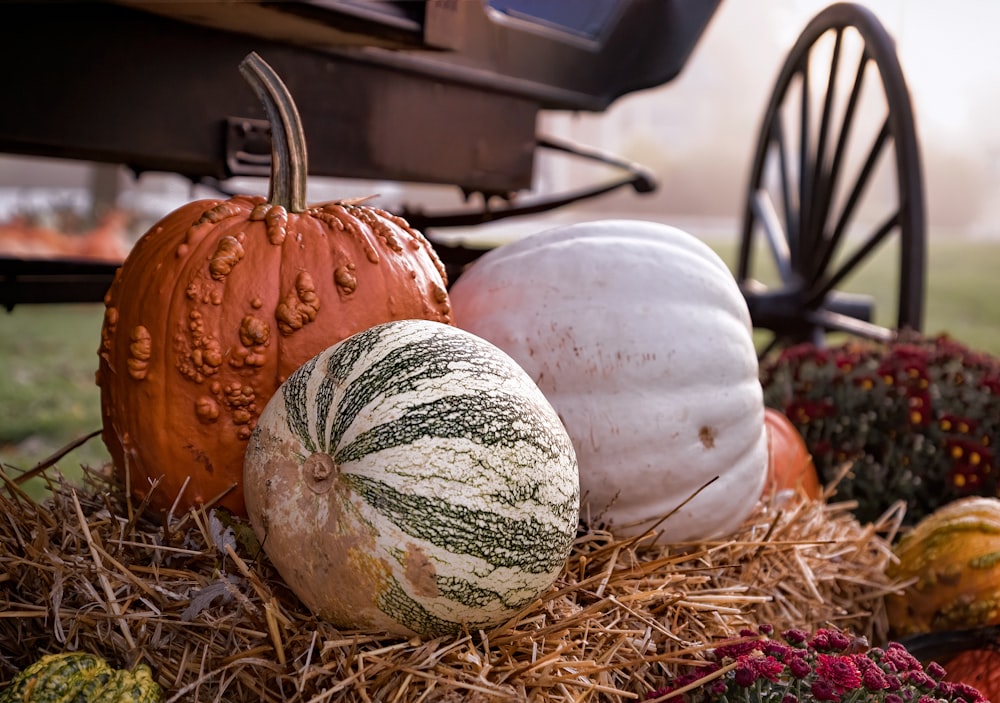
(403, 134, 658, 231)
(225, 117, 273, 177)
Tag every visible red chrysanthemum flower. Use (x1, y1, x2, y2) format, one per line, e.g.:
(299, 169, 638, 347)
(809, 678, 839, 702)
(648, 625, 989, 703)
(814, 654, 862, 692)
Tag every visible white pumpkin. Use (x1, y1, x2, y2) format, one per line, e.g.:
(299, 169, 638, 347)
(243, 319, 580, 637)
(449, 219, 767, 541)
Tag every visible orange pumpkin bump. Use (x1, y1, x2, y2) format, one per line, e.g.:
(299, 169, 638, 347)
(96, 53, 451, 516)
(763, 407, 822, 500)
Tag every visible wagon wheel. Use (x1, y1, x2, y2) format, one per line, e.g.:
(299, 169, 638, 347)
(738, 2, 925, 356)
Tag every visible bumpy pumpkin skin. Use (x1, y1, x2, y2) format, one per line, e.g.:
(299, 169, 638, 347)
(449, 219, 768, 541)
(243, 320, 580, 637)
(97, 196, 450, 516)
(0, 652, 162, 703)
(887, 496, 1000, 637)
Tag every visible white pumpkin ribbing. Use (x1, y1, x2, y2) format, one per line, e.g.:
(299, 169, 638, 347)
(449, 219, 768, 541)
(244, 319, 580, 637)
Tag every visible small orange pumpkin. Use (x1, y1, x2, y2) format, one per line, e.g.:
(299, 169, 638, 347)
(96, 53, 451, 516)
(762, 407, 822, 500)
(943, 648, 1000, 701)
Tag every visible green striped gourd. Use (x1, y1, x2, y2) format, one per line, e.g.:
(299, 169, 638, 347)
(243, 319, 580, 637)
(0, 653, 162, 703)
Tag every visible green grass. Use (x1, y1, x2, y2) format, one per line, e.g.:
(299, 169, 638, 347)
(0, 303, 109, 498)
(709, 236, 1000, 354)
(2, 236, 999, 499)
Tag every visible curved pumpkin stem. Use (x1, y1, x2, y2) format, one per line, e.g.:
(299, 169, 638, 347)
(238, 52, 308, 213)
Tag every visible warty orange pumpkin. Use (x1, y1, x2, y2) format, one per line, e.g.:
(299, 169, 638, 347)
(96, 53, 450, 516)
(887, 497, 1000, 637)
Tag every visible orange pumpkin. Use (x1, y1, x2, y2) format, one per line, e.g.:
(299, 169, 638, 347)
(944, 648, 1000, 701)
(96, 53, 450, 516)
(762, 407, 822, 500)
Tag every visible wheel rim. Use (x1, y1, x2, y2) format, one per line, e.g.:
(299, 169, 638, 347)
(738, 2, 926, 356)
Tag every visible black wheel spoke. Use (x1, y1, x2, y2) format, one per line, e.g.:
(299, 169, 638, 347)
(798, 62, 812, 272)
(807, 39, 866, 283)
(751, 189, 794, 284)
(804, 28, 844, 267)
(805, 307, 896, 342)
(808, 210, 899, 305)
(811, 118, 892, 284)
(774, 113, 798, 265)
(737, 3, 925, 351)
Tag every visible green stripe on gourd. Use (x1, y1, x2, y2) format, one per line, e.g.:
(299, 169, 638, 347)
(282, 353, 321, 454)
(245, 319, 580, 637)
(376, 576, 465, 637)
(337, 391, 568, 465)
(435, 574, 539, 611)
(325, 324, 526, 450)
(346, 473, 571, 573)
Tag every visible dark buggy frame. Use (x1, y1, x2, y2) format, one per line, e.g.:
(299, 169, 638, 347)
(0, 0, 925, 352)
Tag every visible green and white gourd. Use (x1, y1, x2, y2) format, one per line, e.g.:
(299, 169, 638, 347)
(244, 319, 580, 637)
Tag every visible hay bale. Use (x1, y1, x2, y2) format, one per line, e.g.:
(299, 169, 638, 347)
(0, 466, 903, 702)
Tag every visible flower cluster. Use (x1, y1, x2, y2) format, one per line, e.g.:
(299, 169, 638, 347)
(759, 332, 1000, 525)
(648, 625, 987, 703)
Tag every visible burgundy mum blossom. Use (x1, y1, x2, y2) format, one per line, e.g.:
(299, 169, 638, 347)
(783, 629, 810, 646)
(713, 637, 765, 661)
(814, 654, 862, 692)
(883, 643, 923, 673)
(646, 625, 988, 703)
(788, 656, 812, 679)
(855, 655, 889, 691)
(810, 679, 840, 702)
(763, 640, 794, 660)
(760, 333, 1000, 526)
(925, 662, 947, 679)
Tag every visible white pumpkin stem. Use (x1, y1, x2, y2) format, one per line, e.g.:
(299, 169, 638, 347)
(238, 52, 308, 213)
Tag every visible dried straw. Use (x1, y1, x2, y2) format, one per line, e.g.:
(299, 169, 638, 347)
(0, 464, 904, 702)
